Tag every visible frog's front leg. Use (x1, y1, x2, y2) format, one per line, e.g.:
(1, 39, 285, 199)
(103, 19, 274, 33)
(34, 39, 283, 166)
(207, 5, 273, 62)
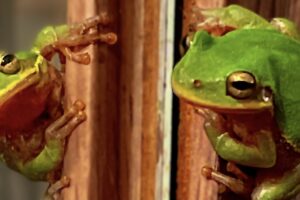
(43, 100, 86, 199)
(32, 15, 117, 65)
(45, 100, 85, 141)
(196, 108, 276, 196)
(16, 100, 86, 198)
(197, 108, 276, 168)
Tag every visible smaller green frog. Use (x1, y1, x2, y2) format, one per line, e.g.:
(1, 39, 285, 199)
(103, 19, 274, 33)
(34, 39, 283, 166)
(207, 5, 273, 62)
(173, 5, 300, 200)
(0, 15, 117, 199)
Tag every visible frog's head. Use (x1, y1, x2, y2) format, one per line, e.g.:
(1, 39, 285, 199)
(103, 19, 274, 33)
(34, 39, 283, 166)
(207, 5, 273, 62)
(0, 51, 48, 102)
(172, 29, 295, 113)
(0, 51, 51, 130)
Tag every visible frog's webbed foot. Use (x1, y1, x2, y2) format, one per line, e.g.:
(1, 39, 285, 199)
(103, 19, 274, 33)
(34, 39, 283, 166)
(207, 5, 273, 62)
(44, 176, 70, 200)
(202, 164, 253, 195)
(190, 20, 236, 36)
(45, 100, 86, 141)
(188, 7, 236, 36)
(41, 14, 117, 65)
(270, 18, 300, 40)
(195, 108, 226, 131)
(226, 162, 250, 182)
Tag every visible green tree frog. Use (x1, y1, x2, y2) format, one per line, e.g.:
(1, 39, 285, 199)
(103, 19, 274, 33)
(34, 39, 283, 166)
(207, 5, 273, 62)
(0, 15, 116, 199)
(172, 5, 300, 200)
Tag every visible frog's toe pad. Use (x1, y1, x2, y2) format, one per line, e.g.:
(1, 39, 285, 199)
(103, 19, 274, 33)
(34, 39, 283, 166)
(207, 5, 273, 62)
(46, 176, 70, 199)
(45, 100, 86, 140)
(77, 111, 86, 121)
(73, 100, 85, 111)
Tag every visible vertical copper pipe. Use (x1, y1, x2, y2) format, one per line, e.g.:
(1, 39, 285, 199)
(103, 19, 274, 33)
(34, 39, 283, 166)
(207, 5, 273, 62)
(61, 0, 119, 199)
(118, 0, 162, 199)
(62, 0, 166, 199)
(176, 1, 225, 200)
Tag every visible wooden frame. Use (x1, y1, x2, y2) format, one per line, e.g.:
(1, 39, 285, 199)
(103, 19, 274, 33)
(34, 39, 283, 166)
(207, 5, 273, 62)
(62, 0, 174, 199)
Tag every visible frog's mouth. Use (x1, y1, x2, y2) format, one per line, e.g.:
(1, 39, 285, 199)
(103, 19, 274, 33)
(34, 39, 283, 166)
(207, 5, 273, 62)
(180, 96, 271, 114)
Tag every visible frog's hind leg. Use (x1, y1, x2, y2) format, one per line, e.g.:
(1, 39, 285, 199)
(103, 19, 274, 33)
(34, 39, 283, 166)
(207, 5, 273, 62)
(41, 101, 86, 200)
(68, 14, 112, 35)
(53, 31, 116, 65)
(43, 176, 70, 200)
(202, 165, 253, 195)
(252, 164, 300, 200)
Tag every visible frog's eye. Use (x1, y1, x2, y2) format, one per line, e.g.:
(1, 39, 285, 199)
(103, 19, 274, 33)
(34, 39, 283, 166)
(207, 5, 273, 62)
(0, 54, 20, 74)
(179, 33, 194, 56)
(1, 54, 15, 66)
(226, 71, 256, 99)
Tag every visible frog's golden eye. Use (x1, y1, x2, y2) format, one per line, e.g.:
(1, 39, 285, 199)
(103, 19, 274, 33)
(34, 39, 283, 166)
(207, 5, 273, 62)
(1, 54, 15, 66)
(179, 33, 194, 56)
(226, 71, 256, 99)
(0, 54, 20, 74)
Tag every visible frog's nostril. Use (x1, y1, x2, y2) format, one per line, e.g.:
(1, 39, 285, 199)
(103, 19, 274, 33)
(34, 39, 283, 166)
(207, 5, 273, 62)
(193, 79, 202, 88)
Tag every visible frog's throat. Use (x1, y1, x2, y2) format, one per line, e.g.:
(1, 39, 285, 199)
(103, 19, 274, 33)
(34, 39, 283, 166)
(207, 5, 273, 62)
(0, 55, 46, 106)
